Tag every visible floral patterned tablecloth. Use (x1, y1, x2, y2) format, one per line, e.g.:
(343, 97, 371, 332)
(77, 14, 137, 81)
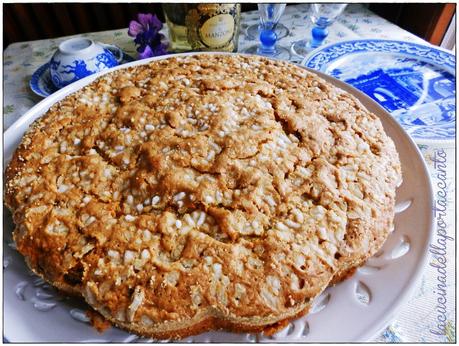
(3, 3, 455, 343)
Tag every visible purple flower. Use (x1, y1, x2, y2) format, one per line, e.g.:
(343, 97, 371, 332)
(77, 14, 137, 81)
(128, 13, 168, 59)
(128, 13, 162, 37)
(137, 42, 168, 59)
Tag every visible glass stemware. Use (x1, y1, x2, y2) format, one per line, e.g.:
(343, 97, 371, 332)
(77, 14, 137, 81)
(291, 4, 347, 58)
(245, 22, 290, 41)
(242, 4, 291, 60)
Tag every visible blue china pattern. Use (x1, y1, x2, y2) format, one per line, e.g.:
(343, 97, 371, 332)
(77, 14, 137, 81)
(30, 51, 135, 98)
(304, 40, 456, 141)
(50, 49, 118, 89)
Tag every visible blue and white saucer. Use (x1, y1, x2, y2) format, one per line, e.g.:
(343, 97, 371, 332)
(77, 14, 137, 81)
(303, 39, 456, 143)
(30, 50, 135, 98)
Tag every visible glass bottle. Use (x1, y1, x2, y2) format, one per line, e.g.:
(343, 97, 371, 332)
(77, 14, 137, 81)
(163, 4, 241, 53)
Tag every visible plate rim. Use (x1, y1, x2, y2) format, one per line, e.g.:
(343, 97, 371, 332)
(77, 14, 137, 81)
(4, 51, 434, 342)
(302, 38, 456, 71)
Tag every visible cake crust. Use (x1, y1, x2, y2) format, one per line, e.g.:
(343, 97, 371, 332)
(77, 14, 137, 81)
(5, 54, 402, 339)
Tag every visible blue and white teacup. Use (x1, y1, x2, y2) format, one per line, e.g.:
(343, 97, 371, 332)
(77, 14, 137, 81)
(49, 37, 123, 89)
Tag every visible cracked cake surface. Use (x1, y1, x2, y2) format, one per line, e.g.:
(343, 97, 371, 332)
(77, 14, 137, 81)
(5, 54, 402, 339)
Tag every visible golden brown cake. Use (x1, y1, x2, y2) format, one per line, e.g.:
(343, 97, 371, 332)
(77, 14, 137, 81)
(5, 54, 402, 339)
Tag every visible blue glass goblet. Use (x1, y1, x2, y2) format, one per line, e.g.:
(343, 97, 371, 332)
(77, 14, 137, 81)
(243, 4, 291, 60)
(291, 4, 347, 58)
(246, 22, 290, 41)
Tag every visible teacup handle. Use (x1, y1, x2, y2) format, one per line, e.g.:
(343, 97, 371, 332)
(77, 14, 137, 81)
(100, 43, 124, 63)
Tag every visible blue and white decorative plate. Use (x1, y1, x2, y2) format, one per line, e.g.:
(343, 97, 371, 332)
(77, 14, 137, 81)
(30, 50, 135, 98)
(303, 39, 456, 143)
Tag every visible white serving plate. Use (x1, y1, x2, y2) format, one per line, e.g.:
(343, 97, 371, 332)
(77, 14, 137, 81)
(3, 52, 434, 342)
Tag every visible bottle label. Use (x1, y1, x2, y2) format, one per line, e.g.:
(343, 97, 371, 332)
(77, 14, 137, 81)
(199, 14, 234, 48)
(186, 4, 240, 52)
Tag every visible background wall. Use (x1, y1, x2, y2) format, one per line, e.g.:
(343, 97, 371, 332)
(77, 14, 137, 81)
(3, 3, 257, 48)
(370, 3, 456, 47)
(3, 3, 455, 49)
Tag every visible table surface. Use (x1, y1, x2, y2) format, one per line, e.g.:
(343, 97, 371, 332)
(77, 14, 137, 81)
(3, 3, 456, 343)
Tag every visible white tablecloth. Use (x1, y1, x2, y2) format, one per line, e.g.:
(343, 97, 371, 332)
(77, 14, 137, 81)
(3, 4, 456, 342)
